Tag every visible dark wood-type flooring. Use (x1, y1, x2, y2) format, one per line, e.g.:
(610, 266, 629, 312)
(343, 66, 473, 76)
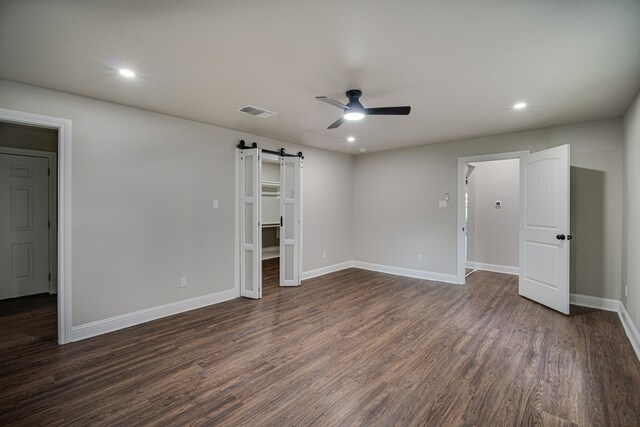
(1, 267, 639, 425)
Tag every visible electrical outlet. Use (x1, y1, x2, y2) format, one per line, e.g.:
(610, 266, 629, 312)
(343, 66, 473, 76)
(213, 199, 219, 209)
(180, 277, 188, 288)
(322, 251, 326, 259)
(417, 254, 423, 262)
(439, 200, 447, 208)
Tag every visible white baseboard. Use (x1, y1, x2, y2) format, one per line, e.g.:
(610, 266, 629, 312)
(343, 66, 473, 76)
(571, 293, 640, 361)
(353, 261, 462, 285)
(570, 293, 620, 312)
(71, 288, 238, 342)
(466, 261, 518, 275)
(618, 302, 640, 361)
(301, 261, 355, 280)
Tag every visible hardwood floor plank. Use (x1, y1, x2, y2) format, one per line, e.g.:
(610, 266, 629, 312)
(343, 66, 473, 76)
(1, 266, 639, 425)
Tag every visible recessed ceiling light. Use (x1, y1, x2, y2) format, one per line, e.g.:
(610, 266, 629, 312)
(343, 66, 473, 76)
(118, 68, 136, 78)
(347, 136, 355, 143)
(359, 147, 367, 152)
(513, 102, 527, 110)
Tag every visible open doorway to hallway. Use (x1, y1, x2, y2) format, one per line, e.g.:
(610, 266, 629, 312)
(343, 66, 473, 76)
(0, 121, 58, 345)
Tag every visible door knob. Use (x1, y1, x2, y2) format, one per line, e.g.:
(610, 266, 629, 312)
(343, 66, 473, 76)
(556, 234, 566, 240)
(567, 235, 573, 240)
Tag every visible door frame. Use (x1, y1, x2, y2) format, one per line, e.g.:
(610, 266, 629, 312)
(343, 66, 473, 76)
(0, 108, 72, 344)
(456, 150, 529, 285)
(0, 147, 57, 294)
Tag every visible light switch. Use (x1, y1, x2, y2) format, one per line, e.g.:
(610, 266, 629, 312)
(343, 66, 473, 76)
(495, 200, 502, 208)
(213, 199, 219, 209)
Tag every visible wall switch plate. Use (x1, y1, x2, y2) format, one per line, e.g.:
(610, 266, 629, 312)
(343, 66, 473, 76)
(444, 192, 449, 201)
(180, 277, 188, 288)
(213, 199, 219, 209)
(439, 200, 447, 208)
(417, 254, 423, 262)
(322, 251, 326, 259)
(625, 285, 628, 297)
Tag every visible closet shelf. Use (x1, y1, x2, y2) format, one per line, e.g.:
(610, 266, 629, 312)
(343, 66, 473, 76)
(262, 222, 280, 228)
(261, 181, 280, 188)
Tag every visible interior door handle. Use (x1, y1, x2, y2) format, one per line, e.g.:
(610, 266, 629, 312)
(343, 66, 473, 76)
(567, 235, 573, 240)
(556, 234, 566, 240)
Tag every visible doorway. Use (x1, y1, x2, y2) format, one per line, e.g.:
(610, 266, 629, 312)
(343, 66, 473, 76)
(457, 151, 529, 284)
(0, 122, 58, 344)
(0, 108, 71, 344)
(464, 158, 520, 277)
(457, 146, 572, 315)
(237, 143, 303, 299)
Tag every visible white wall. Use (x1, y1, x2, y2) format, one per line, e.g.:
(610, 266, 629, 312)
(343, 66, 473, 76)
(466, 159, 519, 269)
(0, 79, 353, 326)
(623, 90, 640, 333)
(354, 119, 623, 299)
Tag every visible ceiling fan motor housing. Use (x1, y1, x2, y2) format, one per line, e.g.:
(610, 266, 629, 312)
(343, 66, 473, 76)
(345, 89, 364, 111)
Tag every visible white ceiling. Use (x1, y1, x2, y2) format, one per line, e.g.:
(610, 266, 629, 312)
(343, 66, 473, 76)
(1, 0, 639, 154)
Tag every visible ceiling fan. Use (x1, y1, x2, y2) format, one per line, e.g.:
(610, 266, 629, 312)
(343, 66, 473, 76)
(315, 89, 411, 129)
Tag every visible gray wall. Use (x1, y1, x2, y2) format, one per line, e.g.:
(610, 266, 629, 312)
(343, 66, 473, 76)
(623, 90, 640, 333)
(0, 79, 354, 326)
(466, 159, 519, 268)
(0, 77, 629, 329)
(354, 119, 623, 299)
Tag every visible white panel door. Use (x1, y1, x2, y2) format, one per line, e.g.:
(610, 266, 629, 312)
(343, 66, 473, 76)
(0, 154, 50, 299)
(239, 149, 261, 299)
(280, 156, 302, 287)
(519, 145, 570, 314)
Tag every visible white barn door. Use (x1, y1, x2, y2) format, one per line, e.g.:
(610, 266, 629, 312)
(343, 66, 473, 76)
(280, 156, 302, 287)
(239, 148, 262, 299)
(519, 144, 570, 314)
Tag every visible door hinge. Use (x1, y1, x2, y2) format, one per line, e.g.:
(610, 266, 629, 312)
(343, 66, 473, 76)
(48, 220, 51, 229)
(48, 273, 51, 281)
(48, 168, 51, 176)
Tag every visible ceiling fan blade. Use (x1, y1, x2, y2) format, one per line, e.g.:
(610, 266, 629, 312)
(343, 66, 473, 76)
(365, 106, 411, 115)
(327, 118, 345, 129)
(316, 96, 350, 110)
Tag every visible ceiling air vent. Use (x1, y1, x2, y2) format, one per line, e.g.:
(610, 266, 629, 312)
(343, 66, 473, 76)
(236, 105, 277, 119)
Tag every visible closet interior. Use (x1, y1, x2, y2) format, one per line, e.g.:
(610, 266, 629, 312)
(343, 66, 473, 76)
(261, 159, 281, 261)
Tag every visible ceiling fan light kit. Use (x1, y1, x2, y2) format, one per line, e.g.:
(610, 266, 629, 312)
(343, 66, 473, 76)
(315, 89, 411, 129)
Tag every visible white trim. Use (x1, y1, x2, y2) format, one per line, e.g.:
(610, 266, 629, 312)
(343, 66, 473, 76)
(353, 261, 462, 284)
(619, 302, 640, 361)
(570, 293, 620, 312)
(301, 261, 354, 280)
(465, 261, 519, 275)
(71, 288, 238, 342)
(234, 150, 240, 297)
(457, 150, 529, 285)
(0, 108, 72, 345)
(570, 294, 640, 361)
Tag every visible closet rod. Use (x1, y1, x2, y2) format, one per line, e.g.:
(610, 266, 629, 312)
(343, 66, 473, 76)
(237, 140, 304, 159)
